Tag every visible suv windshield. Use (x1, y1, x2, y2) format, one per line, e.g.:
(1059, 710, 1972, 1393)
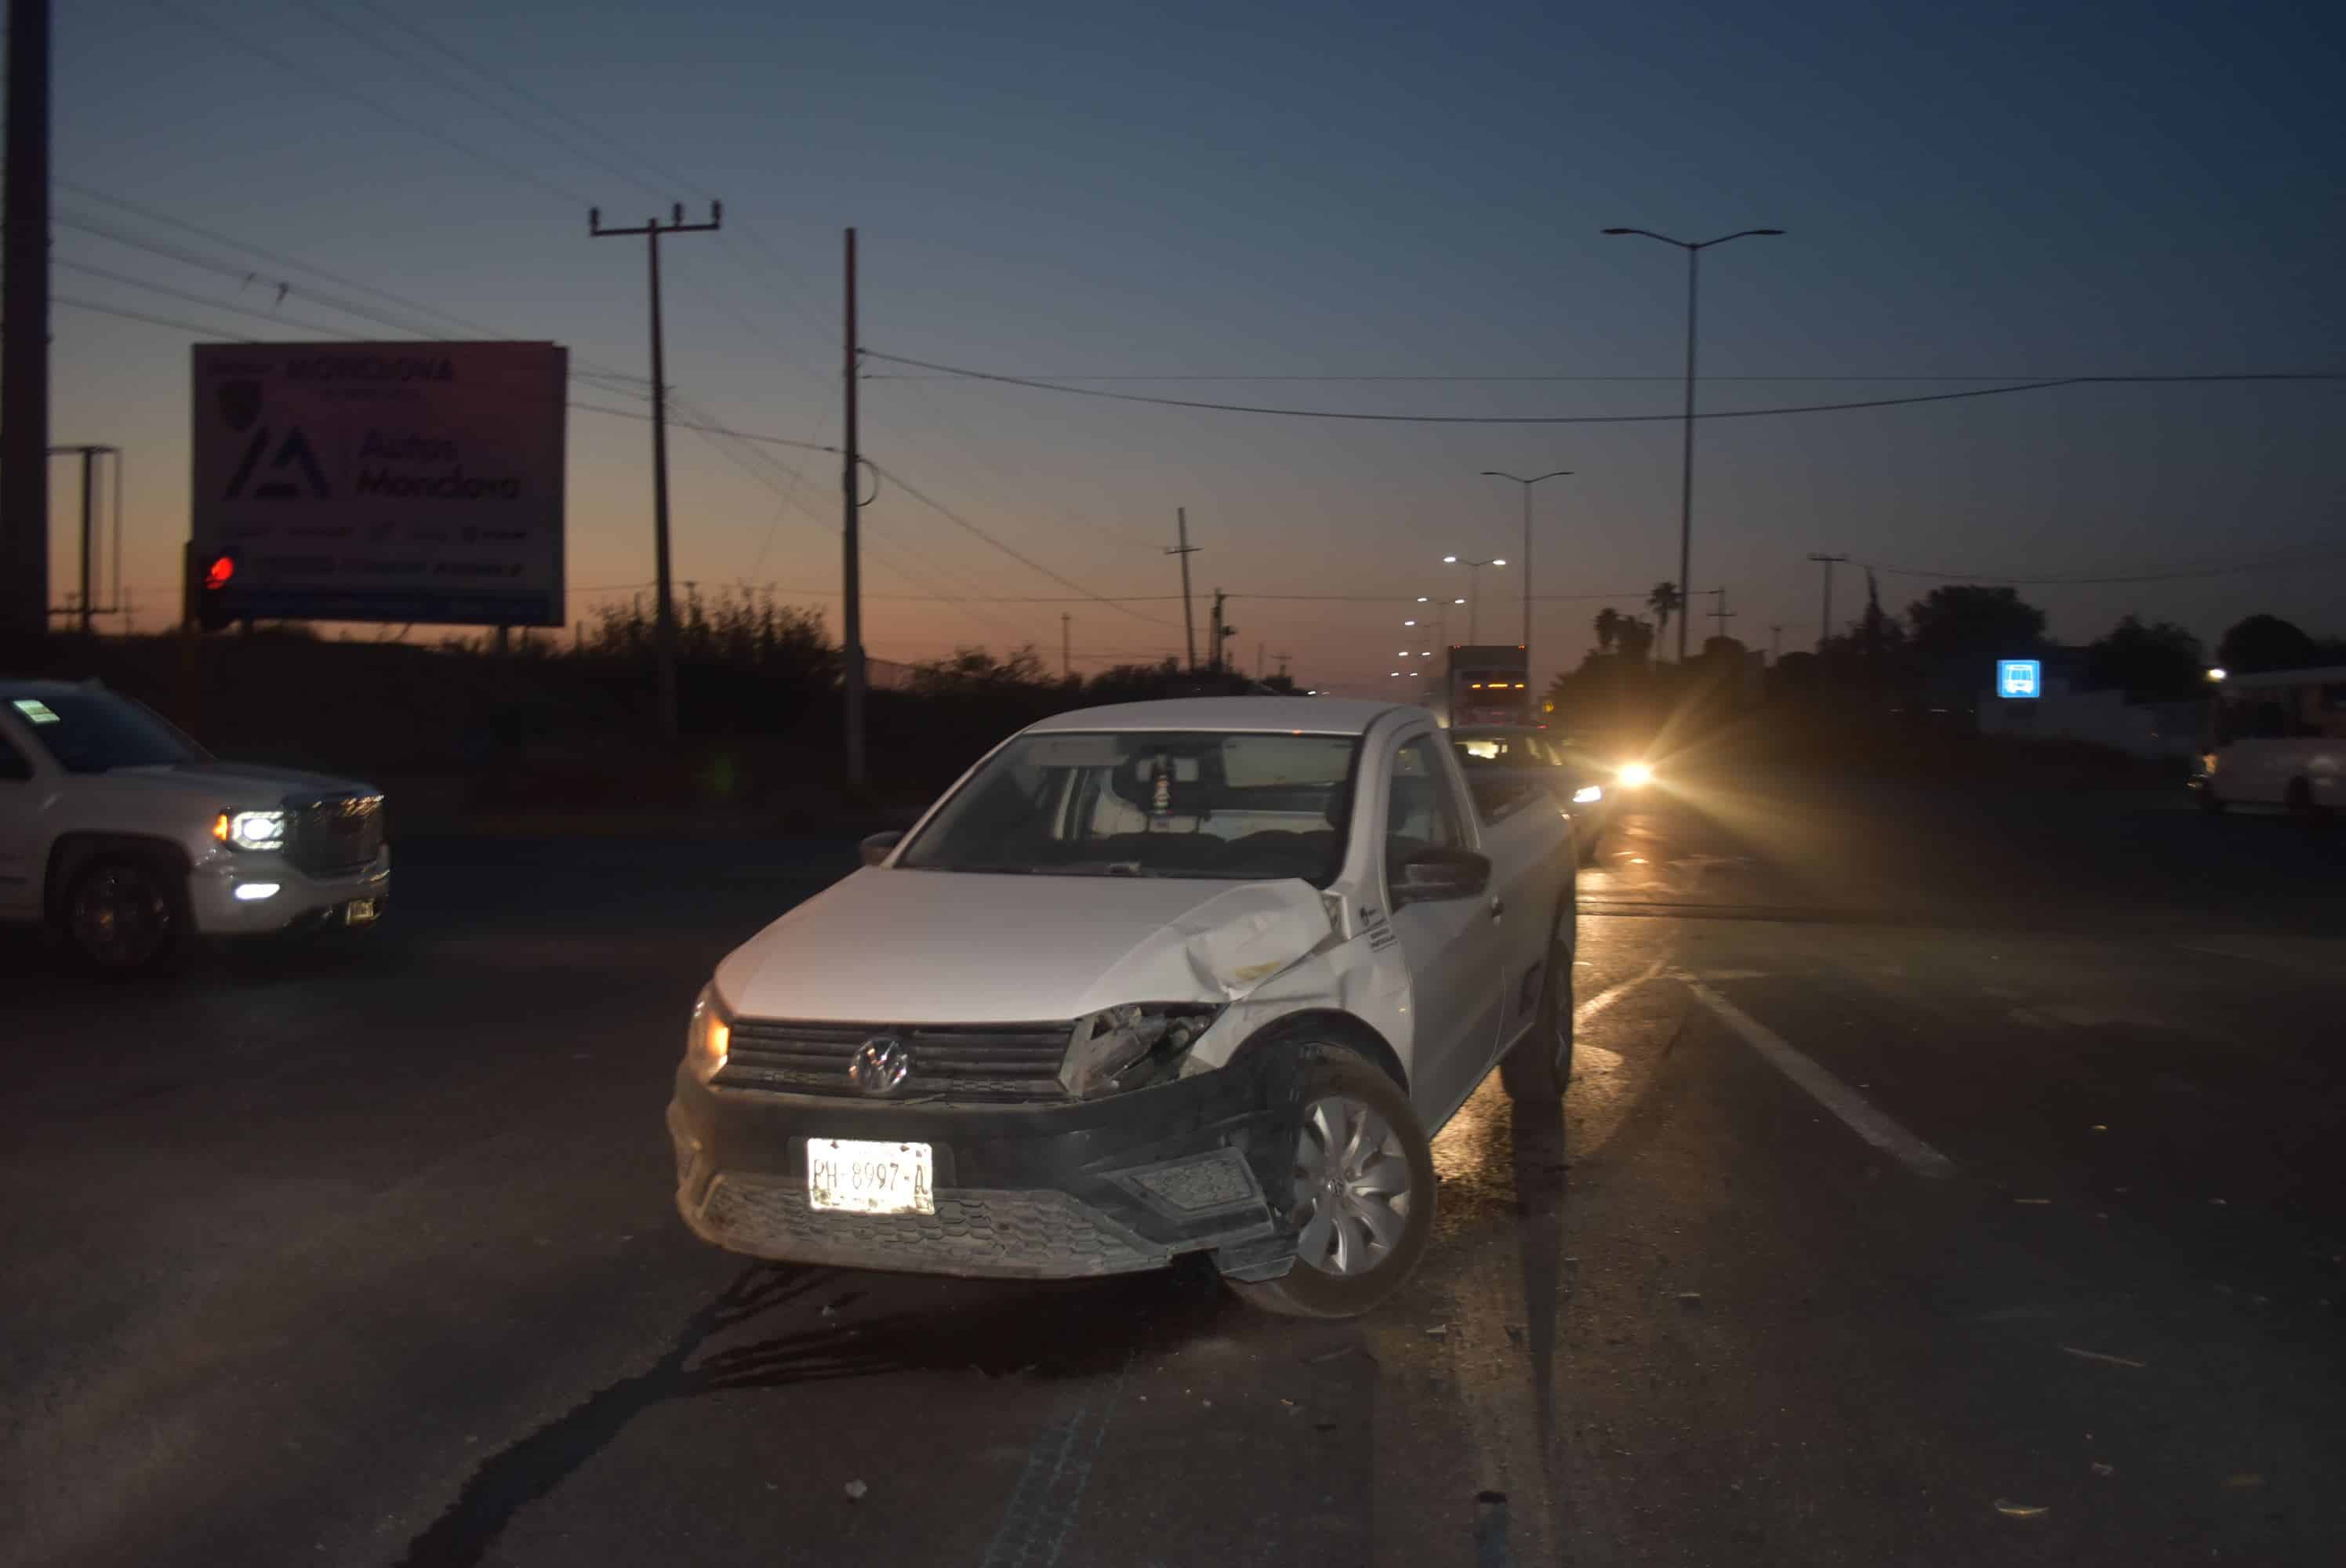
(898, 729, 1360, 884)
(8, 689, 205, 774)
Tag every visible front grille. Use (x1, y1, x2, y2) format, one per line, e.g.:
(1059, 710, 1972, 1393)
(285, 794, 384, 877)
(717, 1018, 1077, 1102)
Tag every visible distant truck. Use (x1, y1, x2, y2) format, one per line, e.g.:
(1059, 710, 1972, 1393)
(1445, 644, 1531, 728)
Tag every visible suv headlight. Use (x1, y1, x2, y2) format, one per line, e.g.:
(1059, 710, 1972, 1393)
(213, 809, 289, 851)
(686, 985, 732, 1081)
(1572, 784, 1604, 804)
(1061, 1004, 1222, 1098)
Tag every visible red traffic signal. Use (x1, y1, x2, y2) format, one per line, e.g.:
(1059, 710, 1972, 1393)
(186, 543, 241, 632)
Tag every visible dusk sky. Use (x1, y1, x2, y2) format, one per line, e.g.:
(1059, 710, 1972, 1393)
(42, 0, 2346, 692)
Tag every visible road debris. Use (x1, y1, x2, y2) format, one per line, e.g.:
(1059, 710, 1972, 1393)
(1993, 1500, 2050, 1519)
(1505, 1324, 1526, 1345)
(2223, 1473, 2264, 1490)
(2090, 1462, 2115, 1477)
(844, 1480, 869, 1501)
(1425, 1324, 1450, 1339)
(2014, 1197, 2053, 1206)
(1677, 1292, 1705, 1308)
(2061, 1345, 2148, 1369)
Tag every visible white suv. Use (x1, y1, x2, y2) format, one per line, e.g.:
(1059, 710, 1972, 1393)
(0, 679, 390, 972)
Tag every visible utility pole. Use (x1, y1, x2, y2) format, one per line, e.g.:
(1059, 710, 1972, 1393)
(590, 199, 722, 739)
(1062, 614, 1072, 680)
(1769, 622, 1783, 664)
(2, 0, 53, 642)
(1168, 508, 1199, 673)
(1807, 553, 1849, 652)
(1704, 586, 1736, 643)
(1208, 588, 1231, 674)
(1274, 650, 1292, 679)
(840, 227, 867, 787)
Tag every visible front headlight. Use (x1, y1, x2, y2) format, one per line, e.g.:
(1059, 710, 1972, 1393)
(214, 809, 289, 851)
(1618, 762, 1654, 789)
(686, 985, 732, 1081)
(1062, 1004, 1221, 1098)
(1572, 784, 1604, 804)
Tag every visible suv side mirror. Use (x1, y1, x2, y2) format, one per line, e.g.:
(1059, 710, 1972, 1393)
(859, 830, 905, 867)
(1394, 846, 1491, 904)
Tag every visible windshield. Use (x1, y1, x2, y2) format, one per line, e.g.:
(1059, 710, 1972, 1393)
(8, 690, 205, 774)
(898, 729, 1360, 884)
(1454, 731, 1556, 766)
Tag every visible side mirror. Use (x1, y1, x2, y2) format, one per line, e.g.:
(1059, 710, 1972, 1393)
(859, 829, 905, 867)
(1394, 846, 1491, 904)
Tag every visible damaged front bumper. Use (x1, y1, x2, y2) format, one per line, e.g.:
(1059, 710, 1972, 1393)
(667, 1049, 1304, 1282)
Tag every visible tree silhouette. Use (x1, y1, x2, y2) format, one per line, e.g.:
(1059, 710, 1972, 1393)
(1592, 607, 1623, 653)
(1646, 583, 1683, 658)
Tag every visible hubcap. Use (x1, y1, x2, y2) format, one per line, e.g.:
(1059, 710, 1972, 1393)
(1288, 1094, 1412, 1278)
(72, 869, 167, 966)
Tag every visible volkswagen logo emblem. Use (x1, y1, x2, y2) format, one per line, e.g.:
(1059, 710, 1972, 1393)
(848, 1036, 913, 1097)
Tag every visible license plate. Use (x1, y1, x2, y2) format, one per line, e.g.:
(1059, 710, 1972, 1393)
(344, 898, 380, 927)
(808, 1138, 934, 1215)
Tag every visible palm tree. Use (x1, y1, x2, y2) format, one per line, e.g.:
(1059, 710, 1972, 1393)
(1647, 582, 1683, 658)
(1592, 607, 1623, 653)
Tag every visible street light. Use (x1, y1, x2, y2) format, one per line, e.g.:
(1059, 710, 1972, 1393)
(1480, 469, 1572, 691)
(1444, 555, 1506, 641)
(1601, 225, 1784, 662)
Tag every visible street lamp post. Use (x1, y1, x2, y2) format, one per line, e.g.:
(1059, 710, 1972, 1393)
(1442, 555, 1506, 642)
(1600, 225, 1783, 662)
(1480, 469, 1571, 693)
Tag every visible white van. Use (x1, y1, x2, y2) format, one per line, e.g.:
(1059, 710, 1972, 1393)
(2193, 665, 2346, 819)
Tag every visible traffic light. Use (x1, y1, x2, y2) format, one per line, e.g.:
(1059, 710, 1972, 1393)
(185, 543, 239, 633)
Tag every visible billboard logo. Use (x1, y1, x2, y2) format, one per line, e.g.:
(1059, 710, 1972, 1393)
(1996, 659, 2041, 699)
(224, 426, 330, 500)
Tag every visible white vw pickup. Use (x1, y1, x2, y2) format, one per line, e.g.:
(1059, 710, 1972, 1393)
(670, 697, 1580, 1317)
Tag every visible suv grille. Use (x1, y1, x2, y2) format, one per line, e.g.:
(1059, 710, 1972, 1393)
(717, 1019, 1077, 1102)
(286, 794, 384, 877)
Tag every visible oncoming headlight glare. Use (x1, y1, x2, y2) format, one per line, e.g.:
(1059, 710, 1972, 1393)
(1572, 785, 1604, 804)
(1618, 762, 1654, 789)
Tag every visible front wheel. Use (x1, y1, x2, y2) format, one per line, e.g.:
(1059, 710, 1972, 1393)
(62, 856, 187, 975)
(1499, 913, 1574, 1100)
(1229, 1047, 1435, 1319)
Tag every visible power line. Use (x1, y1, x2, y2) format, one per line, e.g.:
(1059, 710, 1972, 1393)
(870, 463, 1178, 627)
(865, 351, 2345, 426)
(146, 0, 597, 208)
(55, 293, 260, 341)
(54, 257, 380, 340)
(56, 221, 452, 339)
(867, 372, 2210, 383)
(1861, 544, 2346, 586)
(55, 178, 507, 340)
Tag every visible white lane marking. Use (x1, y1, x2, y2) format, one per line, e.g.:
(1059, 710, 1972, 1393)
(1574, 957, 1669, 1026)
(1680, 976, 1959, 1179)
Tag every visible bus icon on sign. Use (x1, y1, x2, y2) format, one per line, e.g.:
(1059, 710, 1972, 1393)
(1996, 659, 2041, 699)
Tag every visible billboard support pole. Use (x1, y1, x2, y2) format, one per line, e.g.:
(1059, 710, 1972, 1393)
(591, 201, 722, 738)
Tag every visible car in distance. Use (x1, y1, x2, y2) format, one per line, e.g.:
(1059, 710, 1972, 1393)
(667, 697, 1579, 1317)
(0, 679, 390, 972)
(1448, 724, 1622, 864)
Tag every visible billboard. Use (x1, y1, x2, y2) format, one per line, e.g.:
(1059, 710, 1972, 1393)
(191, 342, 567, 626)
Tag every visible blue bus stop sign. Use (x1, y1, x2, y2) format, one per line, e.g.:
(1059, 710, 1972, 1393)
(1996, 659, 2041, 699)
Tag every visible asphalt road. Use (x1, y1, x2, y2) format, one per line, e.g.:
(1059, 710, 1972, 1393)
(4, 761, 2343, 1566)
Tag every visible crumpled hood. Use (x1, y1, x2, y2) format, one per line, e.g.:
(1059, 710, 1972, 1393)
(111, 760, 379, 800)
(714, 869, 1335, 1025)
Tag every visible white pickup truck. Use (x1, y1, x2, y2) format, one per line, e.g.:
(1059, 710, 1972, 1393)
(668, 696, 1578, 1317)
(0, 679, 390, 972)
